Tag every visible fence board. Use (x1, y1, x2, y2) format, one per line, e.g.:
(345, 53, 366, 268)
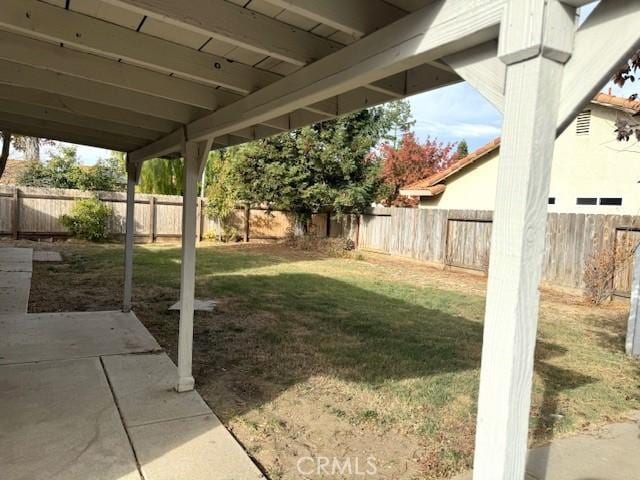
(358, 207, 640, 294)
(0, 185, 356, 243)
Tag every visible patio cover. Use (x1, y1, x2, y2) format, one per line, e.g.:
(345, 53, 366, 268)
(0, 1, 638, 479)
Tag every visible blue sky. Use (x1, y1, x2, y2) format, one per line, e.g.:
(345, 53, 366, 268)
(11, 1, 635, 163)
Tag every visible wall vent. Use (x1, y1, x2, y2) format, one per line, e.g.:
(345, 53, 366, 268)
(576, 110, 591, 135)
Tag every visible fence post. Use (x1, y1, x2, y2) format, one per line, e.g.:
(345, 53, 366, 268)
(12, 186, 19, 239)
(243, 203, 250, 242)
(149, 196, 156, 243)
(627, 246, 640, 357)
(199, 198, 205, 241)
(195, 198, 202, 243)
(326, 212, 331, 238)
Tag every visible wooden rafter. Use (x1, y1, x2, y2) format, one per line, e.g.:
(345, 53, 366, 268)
(0, 84, 179, 133)
(103, 0, 343, 66)
(129, 0, 499, 161)
(261, 0, 407, 38)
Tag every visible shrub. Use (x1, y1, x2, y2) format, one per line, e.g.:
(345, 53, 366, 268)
(583, 247, 633, 305)
(61, 197, 112, 241)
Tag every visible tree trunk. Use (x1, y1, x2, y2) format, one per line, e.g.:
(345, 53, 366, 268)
(23, 137, 40, 162)
(0, 131, 11, 179)
(293, 214, 308, 237)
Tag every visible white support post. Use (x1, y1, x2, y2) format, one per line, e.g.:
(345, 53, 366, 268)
(176, 138, 212, 393)
(122, 156, 140, 313)
(627, 246, 640, 357)
(472, 2, 576, 479)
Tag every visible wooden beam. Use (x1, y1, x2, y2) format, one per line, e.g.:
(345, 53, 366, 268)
(442, 0, 640, 136)
(104, 0, 342, 66)
(131, 0, 504, 156)
(0, 118, 139, 151)
(128, 129, 185, 164)
(122, 167, 136, 313)
(184, 0, 502, 141)
(0, 0, 280, 94)
(557, 0, 640, 134)
(261, 0, 406, 38)
(0, 84, 178, 134)
(444, 41, 505, 110)
(0, 59, 207, 123)
(176, 139, 212, 392)
(472, 1, 576, 479)
(0, 2, 402, 123)
(0, 98, 161, 141)
(0, 112, 146, 150)
(0, 29, 235, 110)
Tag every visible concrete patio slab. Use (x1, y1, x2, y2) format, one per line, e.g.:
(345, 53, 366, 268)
(169, 298, 217, 311)
(0, 273, 31, 314)
(454, 413, 640, 479)
(102, 352, 211, 427)
(0, 310, 161, 364)
(33, 250, 63, 262)
(526, 415, 640, 480)
(128, 414, 264, 480)
(0, 247, 33, 272)
(0, 357, 141, 480)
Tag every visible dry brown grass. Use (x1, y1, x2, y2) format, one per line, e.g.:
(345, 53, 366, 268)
(17, 239, 640, 480)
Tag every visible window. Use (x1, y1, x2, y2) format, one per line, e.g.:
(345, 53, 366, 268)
(576, 110, 591, 136)
(600, 197, 622, 206)
(548, 197, 556, 205)
(576, 197, 597, 205)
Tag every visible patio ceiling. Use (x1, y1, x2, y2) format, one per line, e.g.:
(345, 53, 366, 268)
(0, 0, 467, 157)
(0, 0, 606, 165)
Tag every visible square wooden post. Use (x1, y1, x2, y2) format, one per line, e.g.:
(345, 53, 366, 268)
(472, 2, 576, 479)
(123, 157, 140, 313)
(177, 139, 212, 393)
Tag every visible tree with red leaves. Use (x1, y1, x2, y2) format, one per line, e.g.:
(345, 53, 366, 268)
(613, 49, 640, 142)
(375, 132, 457, 207)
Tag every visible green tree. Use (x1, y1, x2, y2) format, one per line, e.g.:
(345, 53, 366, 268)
(18, 145, 83, 188)
(231, 107, 389, 233)
(456, 139, 469, 158)
(383, 100, 415, 148)
(204, 148, 242, 219)
(77, 156, 126, 191)
(138, 157, 184, 195)
(17, 145, 124, 191)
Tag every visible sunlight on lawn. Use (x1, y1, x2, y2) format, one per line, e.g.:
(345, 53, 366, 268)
(30, 242, 640, 479)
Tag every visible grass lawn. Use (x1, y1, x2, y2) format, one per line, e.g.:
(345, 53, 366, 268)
(25, 241, 640, 479)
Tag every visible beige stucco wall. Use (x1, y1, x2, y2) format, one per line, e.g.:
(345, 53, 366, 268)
(420, 103, 640, 214)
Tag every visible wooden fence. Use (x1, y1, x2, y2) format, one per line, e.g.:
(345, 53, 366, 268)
(6, 185, 637, 294)
(359, 207, 640, 294)
(0, 185, 348, 242)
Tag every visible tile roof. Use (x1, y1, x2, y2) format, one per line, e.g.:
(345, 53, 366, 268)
(401, 137, 500, 192)
(401, 93, 640, 194)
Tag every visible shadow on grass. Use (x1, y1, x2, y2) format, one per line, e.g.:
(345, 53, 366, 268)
(139, 272, 596, 434)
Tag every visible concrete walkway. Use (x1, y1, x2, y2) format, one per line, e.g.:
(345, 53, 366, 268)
(0, 248, 264, 480)
(0, 247, 32, 313)
(455, 417, 640, 480)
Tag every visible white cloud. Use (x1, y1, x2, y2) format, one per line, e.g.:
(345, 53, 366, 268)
(406, 82, 502, 150)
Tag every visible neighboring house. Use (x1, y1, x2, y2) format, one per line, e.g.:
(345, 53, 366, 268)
(0, 159, 28, 185)
(400, 93, 640, 214)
